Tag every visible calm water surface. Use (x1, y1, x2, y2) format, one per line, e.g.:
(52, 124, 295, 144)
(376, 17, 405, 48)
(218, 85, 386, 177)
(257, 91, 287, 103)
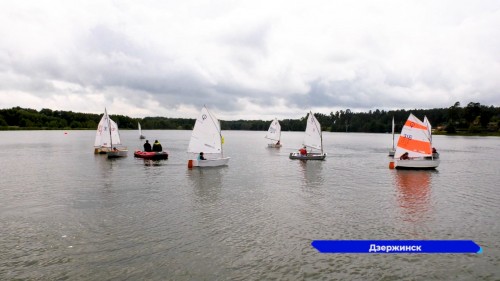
(0, 130, 499, 280)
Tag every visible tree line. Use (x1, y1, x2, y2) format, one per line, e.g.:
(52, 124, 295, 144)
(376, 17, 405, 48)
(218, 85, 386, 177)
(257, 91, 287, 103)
(1, 102, 499, 134)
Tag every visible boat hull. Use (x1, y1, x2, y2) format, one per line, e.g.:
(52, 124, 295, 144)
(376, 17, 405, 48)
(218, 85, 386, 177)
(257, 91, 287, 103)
(289, 152, 326, 160)
(139, 135, 145, 139)
(188, 157, 230, 167)
(107, 149, 128, 158)
(94, 147, 112, 154)
(134, 150, 168, 160)
(267, 143, 282, 148)
(394, 158, 440, 169)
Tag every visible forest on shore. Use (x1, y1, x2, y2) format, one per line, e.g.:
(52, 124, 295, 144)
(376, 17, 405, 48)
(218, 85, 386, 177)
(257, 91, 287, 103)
(1, 102, 499, 135)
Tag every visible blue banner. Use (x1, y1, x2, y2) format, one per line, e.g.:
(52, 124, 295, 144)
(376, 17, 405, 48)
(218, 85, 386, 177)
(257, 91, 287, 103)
(311, 240, 482, 254)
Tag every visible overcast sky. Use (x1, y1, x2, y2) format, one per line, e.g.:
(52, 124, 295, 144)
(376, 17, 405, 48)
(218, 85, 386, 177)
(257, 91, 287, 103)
(0, 0, 499, 120)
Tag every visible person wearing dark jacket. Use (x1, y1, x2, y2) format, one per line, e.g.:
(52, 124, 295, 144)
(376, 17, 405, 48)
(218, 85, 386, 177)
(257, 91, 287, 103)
(152, 140, 163, 152)
(198, 152, 206, 160)
(143, 140, 152, 152)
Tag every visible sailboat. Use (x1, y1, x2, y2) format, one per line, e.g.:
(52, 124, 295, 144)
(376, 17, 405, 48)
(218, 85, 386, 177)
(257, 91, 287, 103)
(187, 106, 230, 167)
(289, 111, 326, 160)
(423, 116, 439, 159)
(393, 113, 439, 169)
(138, 122, 145, 139)
(94, 108, 117, 154)
(389, 116, 396, 156)
(265, 118, 282, 148)
(93, 108, 128, 157)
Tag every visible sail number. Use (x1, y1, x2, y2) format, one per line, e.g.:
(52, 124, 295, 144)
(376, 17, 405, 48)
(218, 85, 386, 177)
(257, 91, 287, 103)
(400, 134, 413, 145)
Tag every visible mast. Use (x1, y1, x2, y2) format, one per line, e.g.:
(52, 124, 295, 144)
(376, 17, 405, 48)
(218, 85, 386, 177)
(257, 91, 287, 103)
(278, 118, 281, 142)
(106, 108, 113, 149)
(391, 117, 394, 150)
(206, 105, 223, 157)
(218, 117, 223, 157)
(320, 127, 323, 154)
(424, 116, 433, 159)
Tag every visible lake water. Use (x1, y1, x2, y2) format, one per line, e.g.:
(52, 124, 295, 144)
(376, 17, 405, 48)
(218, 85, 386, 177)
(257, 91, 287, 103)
(0, 130, 499, 280)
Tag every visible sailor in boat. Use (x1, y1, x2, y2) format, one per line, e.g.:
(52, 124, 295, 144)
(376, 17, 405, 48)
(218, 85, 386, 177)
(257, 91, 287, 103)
(424, 147, 439, 159)
(143, 140, 152, 152)
(276, 140, 280, 146)
(400, 152, 410, 160)
(198, 152, 206, 160)
(152, 140, 163, 152)
(299, 146, 307, 157)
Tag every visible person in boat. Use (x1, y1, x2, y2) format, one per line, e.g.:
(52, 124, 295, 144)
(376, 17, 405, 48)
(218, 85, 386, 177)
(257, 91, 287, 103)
(198, 152, 206, 160)
(432, 147, 437, 153)
(113, 147, 118, 151)
(276, 140, 280, 145)
(400, 152, 410, 160)
(143, 140, 152, 152)
(299, 146, 307, 156)
(152, 140, 163, 152)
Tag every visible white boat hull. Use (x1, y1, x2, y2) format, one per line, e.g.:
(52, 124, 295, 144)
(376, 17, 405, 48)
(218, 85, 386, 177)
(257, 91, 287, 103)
(188, 157, 230, 167)
(267, 143, 282, 148)
(107, 149, 128, 158)
(395, 158, 440, 169)
(289, 152, 326, 160)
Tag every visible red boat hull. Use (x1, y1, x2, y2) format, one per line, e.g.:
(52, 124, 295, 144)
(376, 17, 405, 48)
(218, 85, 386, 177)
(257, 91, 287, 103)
(134, 150, 169, 160)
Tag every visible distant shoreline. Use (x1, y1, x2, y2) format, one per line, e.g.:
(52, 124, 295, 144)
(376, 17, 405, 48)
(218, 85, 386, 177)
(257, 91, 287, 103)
(2, 126, 499, 137)
(2, 104, 499, 135)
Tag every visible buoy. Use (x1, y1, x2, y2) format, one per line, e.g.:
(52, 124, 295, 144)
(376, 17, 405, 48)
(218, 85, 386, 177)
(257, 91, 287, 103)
(389, 161, 395, 169)
(188, 159, 193, 169)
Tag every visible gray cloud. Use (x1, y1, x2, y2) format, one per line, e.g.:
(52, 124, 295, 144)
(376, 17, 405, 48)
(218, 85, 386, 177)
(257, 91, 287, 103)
(0, 0, 499, 119)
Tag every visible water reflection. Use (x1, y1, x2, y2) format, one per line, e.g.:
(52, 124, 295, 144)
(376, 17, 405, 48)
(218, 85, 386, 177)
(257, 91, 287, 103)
(186, 168, 224, 204)
(93, 155, 117, 189)
(140, 159, 166, 166)
(298, 160, 324, 188)
(394, 170, 435, 223)
(94, 154, 114, 172)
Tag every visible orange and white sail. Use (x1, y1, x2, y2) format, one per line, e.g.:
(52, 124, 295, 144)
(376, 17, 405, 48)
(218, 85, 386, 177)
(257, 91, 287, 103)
(394, 114, 432, 159)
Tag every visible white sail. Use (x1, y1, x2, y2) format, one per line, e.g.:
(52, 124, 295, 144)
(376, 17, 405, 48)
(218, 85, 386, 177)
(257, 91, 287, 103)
(188, 106, 223, 156)
(94, 113, 108, 147)
(109, 119, 122, 146)
(265, 118, 281, 141)
(423, 116, 432, 144)
(394, 114, 432, 159)
(304, 111, 322, 151)
(93, 108, 127, 156)
(94, 109, 122, 148)
(138, 122, 145, 139)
